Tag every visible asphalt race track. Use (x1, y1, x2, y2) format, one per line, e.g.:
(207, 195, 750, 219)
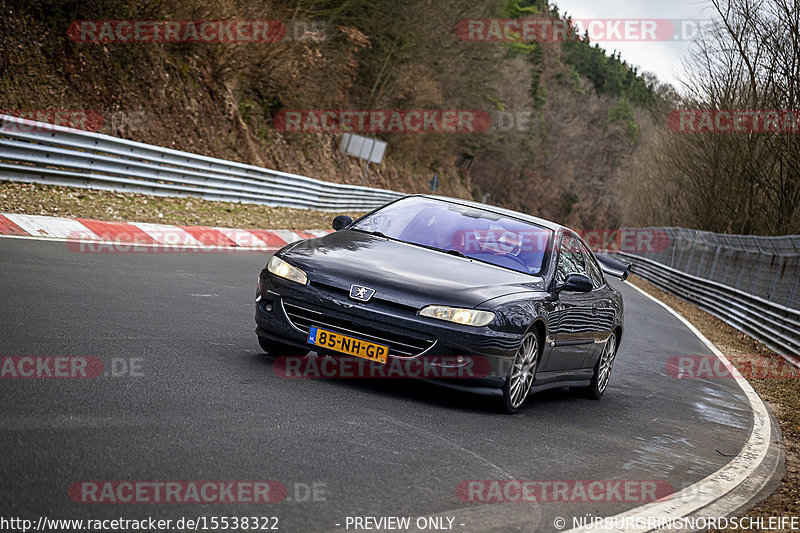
(0, 238, 765, 532)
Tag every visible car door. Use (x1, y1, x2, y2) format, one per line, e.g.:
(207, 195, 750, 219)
(575, 240, 616, 368)
(543, 233, 598, 371)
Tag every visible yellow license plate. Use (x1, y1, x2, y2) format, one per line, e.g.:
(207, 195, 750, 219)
(307, 326, 388, 364)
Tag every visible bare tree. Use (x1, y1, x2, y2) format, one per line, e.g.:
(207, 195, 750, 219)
(624, 0, 800, 235)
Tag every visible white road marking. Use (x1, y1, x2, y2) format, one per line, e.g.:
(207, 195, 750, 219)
(272, 229, 302, 243)
(214, 227, 272, 248)
(4, 213, 99, 240)
(131, 222, 203, 246)
(564, 282, 774, 533)
(0, 212, 325, 251)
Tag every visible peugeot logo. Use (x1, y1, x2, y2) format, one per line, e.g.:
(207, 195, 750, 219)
(349, 284, 376, 302)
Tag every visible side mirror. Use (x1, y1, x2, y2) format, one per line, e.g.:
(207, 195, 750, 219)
(332, 215, 353, 231)
(556, 273, 593, 293)
(594, 253, 631, 281)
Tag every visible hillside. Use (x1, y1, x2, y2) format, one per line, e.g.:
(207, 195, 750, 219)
(0, 0, 663, 230)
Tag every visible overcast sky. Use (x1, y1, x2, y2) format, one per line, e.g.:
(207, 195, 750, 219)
(553, 0, 718, 88)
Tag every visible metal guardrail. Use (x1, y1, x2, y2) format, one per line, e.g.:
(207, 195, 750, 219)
(628, 227, 800, 310)
(618, 245, 800, 366)
(0, 114, 403, 212)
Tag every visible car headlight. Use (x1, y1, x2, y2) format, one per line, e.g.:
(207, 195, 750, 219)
(267, 255, 308, 285)
(419, 306, 495, 327)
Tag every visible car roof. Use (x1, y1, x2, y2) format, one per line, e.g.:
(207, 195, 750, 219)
(412, 194, 566, 232)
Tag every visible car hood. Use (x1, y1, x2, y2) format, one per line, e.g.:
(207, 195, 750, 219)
(280, 230, 546, 309)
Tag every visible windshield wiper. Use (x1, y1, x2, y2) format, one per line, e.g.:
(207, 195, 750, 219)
(443, 249, 468, 258)
(401, 241, 470, 259)
(351, 228, 389, 239)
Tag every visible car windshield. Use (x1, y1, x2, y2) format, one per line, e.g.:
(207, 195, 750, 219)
(351, 197, 552, 276)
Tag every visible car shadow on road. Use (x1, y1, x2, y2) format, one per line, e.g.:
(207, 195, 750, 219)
(248, 351, 588, 415)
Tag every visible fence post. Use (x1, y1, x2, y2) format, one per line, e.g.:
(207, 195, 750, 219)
(675, 229, 689, 272)
(707, 234, 722, 280)
(748, 239, 766, 296)
(767, 255, 783, 302)
(789, 238, 800, 309)
(669, 228, 678, 268)
(719, 234, 734, 287)
(734, 236, 749, 292)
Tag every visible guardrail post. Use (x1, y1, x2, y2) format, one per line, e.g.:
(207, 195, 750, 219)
(87, 134, 99, 187)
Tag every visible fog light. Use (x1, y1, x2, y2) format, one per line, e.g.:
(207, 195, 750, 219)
(265, 303, 273, 312)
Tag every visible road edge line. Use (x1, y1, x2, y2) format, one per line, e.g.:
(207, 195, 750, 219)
(565, 280, 777, 533)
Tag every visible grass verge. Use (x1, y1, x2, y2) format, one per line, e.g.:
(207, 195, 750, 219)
(0, 181, 364, 230)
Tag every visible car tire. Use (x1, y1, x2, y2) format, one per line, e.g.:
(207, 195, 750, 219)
(257, 336, 309, 357)
(500, 330, 540, 414)
(574, 331, 617, 400)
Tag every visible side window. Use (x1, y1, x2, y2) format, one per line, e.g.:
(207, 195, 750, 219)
(555, 236, 571, 283)
(556, 234, 587, 283)
(579, 242, 604, 288)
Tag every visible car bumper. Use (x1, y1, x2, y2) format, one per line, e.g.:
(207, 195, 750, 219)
(255, 272, 523, 390)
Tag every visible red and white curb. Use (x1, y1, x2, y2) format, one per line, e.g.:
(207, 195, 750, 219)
(0, 213, 332, 251)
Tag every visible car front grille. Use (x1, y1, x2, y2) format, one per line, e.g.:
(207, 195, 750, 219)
(282, 300, 436, 358)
